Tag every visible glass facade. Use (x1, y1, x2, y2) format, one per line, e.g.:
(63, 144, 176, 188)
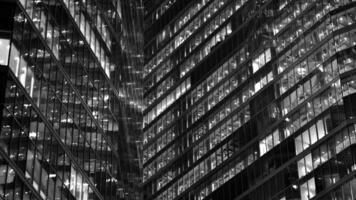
(0, 0, 142, 200)
(117, 0, 144, 199)
(143, 0, 356, 200)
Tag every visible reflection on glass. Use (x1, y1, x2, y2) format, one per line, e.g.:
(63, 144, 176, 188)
(0, 38, 10, 66)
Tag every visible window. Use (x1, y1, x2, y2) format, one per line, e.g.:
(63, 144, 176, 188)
(309, 125, 318, 144)
(300, 177, 316, 200)
(0, 38, 10, 66)
(302, 130, 310, 150)
(298, 158, 307, 178)
(298, 153, 313, 178)
(252, 48, 272, 73)
(259, 130, 280, 156)
(259, 139, 268, 156)
(295, 135, 303, 155)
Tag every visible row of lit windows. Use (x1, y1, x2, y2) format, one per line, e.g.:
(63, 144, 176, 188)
(145, 0, 276, 138)
(180, 22, 232, 77)
(145, 0, 354, 197)
(62, 0, 112, 77)
(145, 60, 173, 94)
(143, 46, 247, 149)
(147, 56, 272, 191)
(187, 50, 248, 142)
(298, 123, 356, 200)
(21, 0, 60, 59)
(161, 69, 273, 179)
(164, 4, 356, 200)
(188, 145, 258, 197)
(284, 77, 355, 200)
(155, 26, 349, 200)
(143, 0, 308, 153)
(280, 69, 330, 117)
(196, 58, 237, 102)
(146, 76, 174, 106)
(145, 0, 244, 103)
(187, 69, 247, 130)
(276, 7, 333, 74)
(144, 144, 177, 180)
(194, 76, 343, 200)
(297, 124, 356, 179)
(1, 82, 102, 200)
(259, 129, 281, 156)
(7, 41, 117, 172)
(145, 0, 223, 77)
(145, 0, 230, 106)
(145, 55, 267, 182)
(10, 0, 127, 198)
(144, 45, 271, 186)
(13, 4, 118, 137)
(148, 101, 250, 189)
(144, 78, 191, 127)
(155, 144, 258, 200)
(7, 39, 115, 154)
(196, 116, 325, 200)
(145, 0, 176, 29)
(274, 3, 356, 88)
(78, 0, 113, 51)
(11, 1, 121, 193)
(144, 103, 250, 180)
(152, 0, 176, 22)
(195, 149, 259, 200)
(19, 0, 116, 130)
(180, 0, 275, 79)
(252, 48, 272, 73)
(147, 0, 321, 174)
(150, 0, 210, 58)
(20, 0, 118, 135)
(295, 120, 327, 156)
(278, 0, 345, 56)
(268, 120, 356, 200)
(272, 44, 353, 164)
(145, 0, 238, 107)
(143, 110, 175, 146)
(189, 2, 356, 199)
(275, 1, 356, 57)
(278, 34, 355, 100)
(144, 94, 251, 186)
(175, 0, 231, 52)
(265, 82, 338, 159)
(8, 24, 115, 151)
(143, 125, 177, 164)
(193, 105, 250, 162)
(92, 3, 113, 50)
(280, 28, 356, 118)
(272, 0, 313, 36)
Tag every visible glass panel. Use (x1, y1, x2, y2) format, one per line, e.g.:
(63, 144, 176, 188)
(0, 38, 10, 66)
(309, 125, 318, 144)
(305, 154, 313, 173)
(308, 178, 316, 199)
(298, 159, 306, 178)
(295, 135, 303, 155)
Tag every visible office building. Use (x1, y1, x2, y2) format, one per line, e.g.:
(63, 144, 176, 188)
(142, 0, 356, 200)
(0, 0, 142, 200)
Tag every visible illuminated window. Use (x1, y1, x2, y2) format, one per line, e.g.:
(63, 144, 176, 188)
(0, 38, 10, 66)
(300, 178, 316, 200)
